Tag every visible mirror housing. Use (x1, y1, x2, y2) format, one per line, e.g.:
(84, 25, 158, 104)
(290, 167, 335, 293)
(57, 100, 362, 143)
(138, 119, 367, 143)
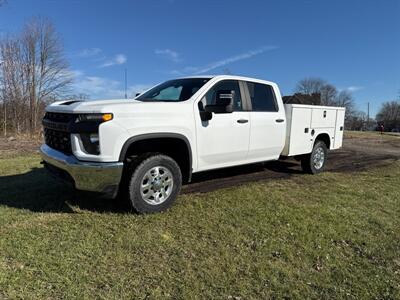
(198, 101, 212, 121)
(200, 110, 212, 121)
(205, 90, 234, 113)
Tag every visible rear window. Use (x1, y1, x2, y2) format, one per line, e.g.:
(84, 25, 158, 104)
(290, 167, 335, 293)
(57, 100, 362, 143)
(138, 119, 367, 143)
(247, 82, 278, 112)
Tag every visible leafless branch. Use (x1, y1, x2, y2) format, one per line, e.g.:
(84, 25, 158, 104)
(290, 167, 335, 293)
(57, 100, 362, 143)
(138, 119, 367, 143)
(0, 16, 73, 134)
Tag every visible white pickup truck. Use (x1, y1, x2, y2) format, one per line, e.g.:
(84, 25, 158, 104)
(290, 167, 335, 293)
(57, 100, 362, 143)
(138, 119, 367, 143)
(41, 75, 345, 213)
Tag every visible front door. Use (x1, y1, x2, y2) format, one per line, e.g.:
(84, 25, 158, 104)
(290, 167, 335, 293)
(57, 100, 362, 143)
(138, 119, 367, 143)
(195, 80, 250, 171)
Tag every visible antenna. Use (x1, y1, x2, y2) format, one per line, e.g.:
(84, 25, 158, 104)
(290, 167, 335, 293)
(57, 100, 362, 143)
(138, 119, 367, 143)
(124, 68, 128, 99)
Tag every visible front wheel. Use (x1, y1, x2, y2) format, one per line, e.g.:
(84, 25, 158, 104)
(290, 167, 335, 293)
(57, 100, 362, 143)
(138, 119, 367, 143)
(301, 141, 328, 174)
(127, 154, 182, 213)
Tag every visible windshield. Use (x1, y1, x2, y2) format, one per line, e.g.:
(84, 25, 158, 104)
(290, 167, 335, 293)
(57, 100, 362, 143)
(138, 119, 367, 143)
(136, 78, 210, 102)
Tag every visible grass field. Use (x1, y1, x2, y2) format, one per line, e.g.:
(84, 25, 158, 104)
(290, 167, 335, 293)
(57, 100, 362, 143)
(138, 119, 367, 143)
(0, 142, 399, 298)
(345, 130, 400, 140)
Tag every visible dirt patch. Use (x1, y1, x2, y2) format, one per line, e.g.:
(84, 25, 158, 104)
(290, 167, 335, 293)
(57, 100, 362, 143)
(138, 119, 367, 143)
(183, 133, 400, 194)
(0, 136, 42, 158)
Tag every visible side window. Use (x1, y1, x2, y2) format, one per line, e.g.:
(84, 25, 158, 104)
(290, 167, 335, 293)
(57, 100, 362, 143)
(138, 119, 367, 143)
(204, 80, 243, 111)
(247, 82, 278, 112)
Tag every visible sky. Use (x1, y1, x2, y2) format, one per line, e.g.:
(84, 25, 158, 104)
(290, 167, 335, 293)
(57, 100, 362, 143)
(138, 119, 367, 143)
(0, 0, 399, 116)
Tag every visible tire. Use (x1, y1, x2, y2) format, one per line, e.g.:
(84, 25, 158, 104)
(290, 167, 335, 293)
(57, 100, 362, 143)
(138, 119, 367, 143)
(301, 141, 328, 174)
(126, 153, 182, 214)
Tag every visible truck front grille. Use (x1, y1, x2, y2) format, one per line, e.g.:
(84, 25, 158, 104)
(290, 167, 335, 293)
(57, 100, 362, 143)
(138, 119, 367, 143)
(44, 128, 72, 154)
(43, 112, 75, 154)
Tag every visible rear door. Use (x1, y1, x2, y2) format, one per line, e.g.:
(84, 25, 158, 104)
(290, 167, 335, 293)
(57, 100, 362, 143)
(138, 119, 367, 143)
(245, 81, 286, 161)
(195, 80, 250, 170)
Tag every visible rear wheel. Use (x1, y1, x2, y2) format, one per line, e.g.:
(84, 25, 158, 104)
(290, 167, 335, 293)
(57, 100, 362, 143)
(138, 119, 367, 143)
(301, 141, 328, 174)
(126, 154, 182, 213)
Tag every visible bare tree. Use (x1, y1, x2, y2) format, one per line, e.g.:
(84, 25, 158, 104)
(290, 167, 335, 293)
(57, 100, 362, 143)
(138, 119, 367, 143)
(294, 77, 354, 107)
(346, 111, 368, 131)
(292, 77, 360, 128)
(0, 36, 27, 134)
(320, 83, 338, 105)
(295, 77, 326, 96)
(295, 78, 337, 105)
(21, 17, 72, 132)
(376, 101, 400, 131)
(0, 17, 72, 135)
(336, 90, 355, 115)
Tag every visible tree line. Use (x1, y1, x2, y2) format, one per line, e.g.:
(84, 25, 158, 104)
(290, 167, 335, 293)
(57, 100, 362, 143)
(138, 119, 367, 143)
(283, 77, 362, 129)
(376, 101, 400, 131)
(0, 17, 72, 135)
(0, 17, 399, 136)
(283, 78, 400, 131)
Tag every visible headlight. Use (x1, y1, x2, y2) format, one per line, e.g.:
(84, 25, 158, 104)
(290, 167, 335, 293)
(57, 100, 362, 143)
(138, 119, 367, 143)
(72, 113, 112, 155)
(76, 113, 113, 123)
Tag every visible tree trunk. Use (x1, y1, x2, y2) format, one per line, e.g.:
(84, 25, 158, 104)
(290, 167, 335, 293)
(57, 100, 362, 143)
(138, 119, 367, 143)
(3, 102, 6, 137)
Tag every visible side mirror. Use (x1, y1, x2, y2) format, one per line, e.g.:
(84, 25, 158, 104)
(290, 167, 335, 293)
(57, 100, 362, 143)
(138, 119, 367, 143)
(135, 92, 141, 97)
(200, 110, 212, 121)
(205, 90, 234, 113)
(198, 101, 212, 121)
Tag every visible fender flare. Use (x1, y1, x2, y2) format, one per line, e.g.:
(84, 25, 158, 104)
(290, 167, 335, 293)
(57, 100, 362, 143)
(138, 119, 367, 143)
(118, 132, 193, 180)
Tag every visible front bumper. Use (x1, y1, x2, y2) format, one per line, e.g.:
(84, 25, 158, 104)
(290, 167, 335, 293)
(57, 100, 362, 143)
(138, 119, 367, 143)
(40, 144, 124, 198)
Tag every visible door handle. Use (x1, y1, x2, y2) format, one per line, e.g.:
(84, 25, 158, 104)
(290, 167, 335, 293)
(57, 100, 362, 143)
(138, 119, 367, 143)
(237, 119, 248, 124)
(275, 119, 284, 123)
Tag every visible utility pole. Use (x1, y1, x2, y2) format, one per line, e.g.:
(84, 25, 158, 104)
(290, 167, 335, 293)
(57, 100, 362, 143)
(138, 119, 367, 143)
(124, 68, 128, 99)
(367, 102, 370, 130)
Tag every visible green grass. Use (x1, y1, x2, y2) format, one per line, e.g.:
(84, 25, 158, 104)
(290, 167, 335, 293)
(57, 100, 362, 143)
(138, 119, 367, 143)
(345, 130, 400, 140)
(0, 154, 399, 299)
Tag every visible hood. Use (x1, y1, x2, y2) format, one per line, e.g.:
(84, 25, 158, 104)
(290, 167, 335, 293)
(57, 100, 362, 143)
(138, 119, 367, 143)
(45, 98, 192, 115)
(46, 99, 144, 113)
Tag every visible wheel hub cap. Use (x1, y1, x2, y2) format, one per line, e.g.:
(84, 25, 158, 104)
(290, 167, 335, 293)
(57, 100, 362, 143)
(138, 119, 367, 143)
(152, 179, 163, 191)
(140, 166, 174, 205)
(313, 147, 325, 169)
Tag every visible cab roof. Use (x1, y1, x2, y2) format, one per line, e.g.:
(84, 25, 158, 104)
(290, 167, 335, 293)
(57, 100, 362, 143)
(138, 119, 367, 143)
(176, 75, 277, 86)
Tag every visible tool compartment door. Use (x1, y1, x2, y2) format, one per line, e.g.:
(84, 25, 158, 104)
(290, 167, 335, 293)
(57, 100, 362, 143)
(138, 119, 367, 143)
(284, 105, 313, 156)
(334, 109, 345, 149)
(311, 108, 337, 128)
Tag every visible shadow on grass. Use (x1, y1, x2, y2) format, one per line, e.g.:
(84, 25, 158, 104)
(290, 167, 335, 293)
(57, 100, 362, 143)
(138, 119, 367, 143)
(0, 167, 129, 213)
(190, 159, 303, 183)
(0, 159, 302, 213)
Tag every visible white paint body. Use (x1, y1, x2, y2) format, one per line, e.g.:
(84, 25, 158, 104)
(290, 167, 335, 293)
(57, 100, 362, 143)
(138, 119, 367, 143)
(282, 104, 346, 156)
(45, 75, 345, 173)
